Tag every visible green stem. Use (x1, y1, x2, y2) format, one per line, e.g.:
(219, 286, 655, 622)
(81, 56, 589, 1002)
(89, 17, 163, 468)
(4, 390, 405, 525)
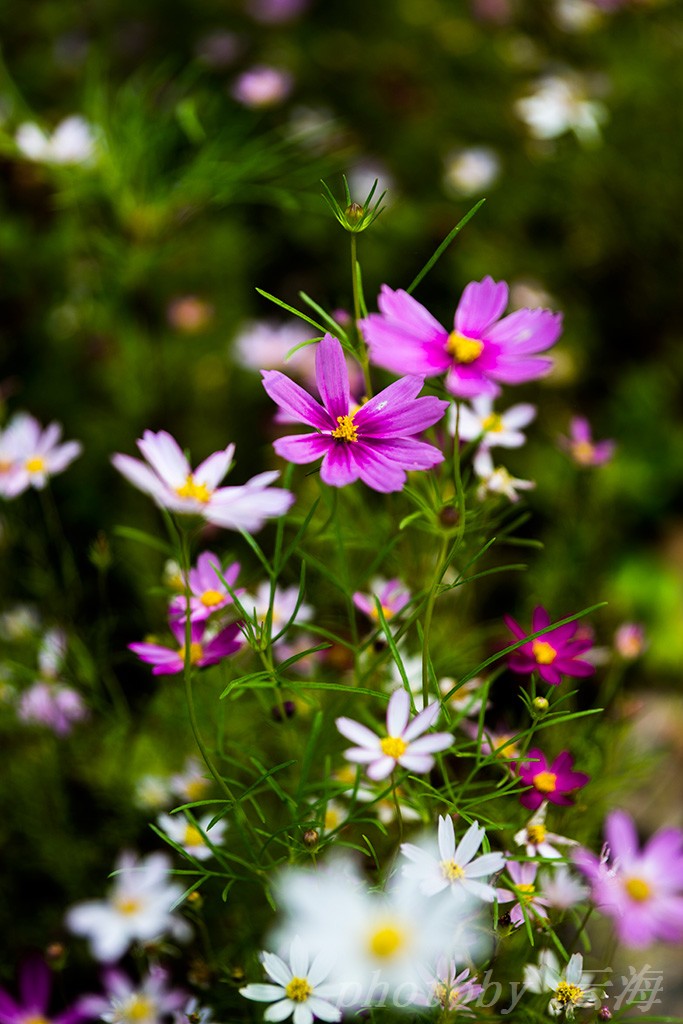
(421, 536, 450, 709)
(350, 233, 373, 399)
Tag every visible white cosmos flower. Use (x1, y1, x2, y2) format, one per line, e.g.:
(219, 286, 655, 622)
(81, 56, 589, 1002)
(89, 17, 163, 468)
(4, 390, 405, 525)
(515, 74, 608, 144)
(474, 451, 535, 503)
(112, 429, 294, 532)
(539, 864, 589, 910)
(66, 851, 190, 961)
(240, 936, 341, 1024)
(513, 804, 578, 859)
(524, 951, 599, 1019)
(157, 812, 227, 861)
(453, 396, 536, 450)
(401, 816, 505, 902)
(16, 115, 97, 165)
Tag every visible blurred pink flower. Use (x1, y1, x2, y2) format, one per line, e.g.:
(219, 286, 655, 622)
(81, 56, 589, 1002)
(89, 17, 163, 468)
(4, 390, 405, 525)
(0, 413, 81, 497)
(614, 622, 647, 660)
(18, 682, 88, 736)
(79, 966, 187, 1024)
(169, 551, 242, 623)
(167, 296, 214, 333)
(353, 578, 411, 622)
(361, 277, 562, 399)
(246, 0, 310, 21)
(130, 616, 243, 676)
(573, 810, 683, 947)
(559, 417, 615, 466)
(0, 956, 88, 1024)
(498, 861, 551, 927)
(231, 66, 293, 108)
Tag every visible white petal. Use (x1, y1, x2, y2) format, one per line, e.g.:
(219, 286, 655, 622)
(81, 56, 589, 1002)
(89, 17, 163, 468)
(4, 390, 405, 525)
(386, 689, 410, 735)
(264, 1000, 294, 1022)
(454, 821, 484, 866)
(240, 985, 286, 1003)
(438, 815, 456, 860)
(262, 952, 292, 987)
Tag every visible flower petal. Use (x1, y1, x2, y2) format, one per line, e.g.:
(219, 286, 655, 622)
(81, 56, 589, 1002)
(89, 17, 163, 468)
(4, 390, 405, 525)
(261, 371, 332, 431)
(454, 277, 508, 337)
(315, 335, 351, 422)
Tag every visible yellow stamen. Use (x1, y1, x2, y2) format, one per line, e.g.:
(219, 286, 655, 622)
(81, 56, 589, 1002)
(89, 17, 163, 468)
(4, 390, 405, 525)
(554, 982, 584, 1006)
(185, 778, 209, 800)
(368, 924, 405, 959)
(370, 604, 394, 622)
(572, 441, 595, 465)
(435, 983, 460, 1010)
(122, 997, 155, 1023)
(515, 882, 535, 903)
(331, 414, 359, 443)
(200, 589, 224, 607)
(446, 332, 484, 364)
(115, 896, 141, 916)
(176, 474, 212, 503)
(25, 455, 46, 474)
(324, 807, 341, 830)
(482, 413, 504, 433)
(527, 823, 547, 844)
(380, 735, 407, 759)
(532, 640, 557, 665)
(285, 978, 312, 1002)
(625, 877, 651, 902)
(24, 1017, 51, 1024)
(534, 771, 558, 793)
(183, 824, 205, 847)
(178, 641, 203, 665)
(441, 859, 465, 881)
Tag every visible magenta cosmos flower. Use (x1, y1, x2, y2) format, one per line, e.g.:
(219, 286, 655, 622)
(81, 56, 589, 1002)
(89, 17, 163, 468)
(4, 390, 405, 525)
(129, 617, 243, 675)
(169, 551, 242, 623)
(336, 688, 452, 780)
(112, 430, 293, 531)
(261, 334, 448, 493)
(573, 810, 683, 948)
(559, 416, 615, 467)
(0, 956, 87, 1024)
(360, 277, 562, 399)
(504, 605, 594, 685)
(518, 748, 590, 810)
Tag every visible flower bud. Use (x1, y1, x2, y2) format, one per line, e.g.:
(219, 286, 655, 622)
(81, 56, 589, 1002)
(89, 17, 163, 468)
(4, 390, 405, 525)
(303, 828, 319, 849)
(272, 699, 296, 722)
(345, 202, 364, 226)
(439, 505, 460, 528)
(531, 696, 549, 718)
(598, 1008, 612, 1021)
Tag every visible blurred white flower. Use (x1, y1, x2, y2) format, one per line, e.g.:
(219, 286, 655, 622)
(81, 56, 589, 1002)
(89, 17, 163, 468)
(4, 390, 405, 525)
(515, 74, 608, 143)
(157, 812, 227, 861)
(443, 147, 500, 197)
(231, 66, 293, 108)
(538, 864, 590, 910)
(170, 757, 211, 803)
(15, 116, 97, 165)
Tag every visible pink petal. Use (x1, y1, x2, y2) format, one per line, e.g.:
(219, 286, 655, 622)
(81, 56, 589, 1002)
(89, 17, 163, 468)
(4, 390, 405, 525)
(366, 755, 397, 780)
(454, 277, 508, 337)
(445, 365, 500, 399)
(319, 444, 362, 487)
(137, 430, 189, 488)
(402, 700, 441, 741)
(485, 308, 562, 354)
(315, 335, 351, 421)
(336, 716, 380, 750)
(194, 446, 235, 489)
(274, 433, 331, 465)
(348, 444, 407, 493)
(261, 370, 332, 431)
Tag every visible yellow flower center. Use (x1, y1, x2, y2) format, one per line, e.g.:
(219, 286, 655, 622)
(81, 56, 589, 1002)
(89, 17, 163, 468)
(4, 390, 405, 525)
(185, 777, 209, 800)
(533, 770, 558, 793)
(331, 414, 359, 443)
(572, 441, 595, 465)
(495, 735, 519, 760)
(532, 640, 557, 665)
(555, 982, 584, 1006)
(370, 603, 394, 622)
(200, 589, 224, 607)
(380, 735, 408, 759)
(324, 807, 341, 830)
(285, 978, 312, 1002)
(178, 641, 204, 665)
(115, 896, 142, 916)
(482, 413, 504, 433)
(446, 331, 484, 364)
(24, 1015, 51, 1024)
(515, 882, 536, 903)
(183, 824, 205, 847)
(526, 823, 547, 844)
(120, 997, 155, 1024)
(175, 474, 212, 503)
(25, 455, 46, 473)
(625, 877, 651, 902)
(368, 923, 405, 959)
(441, 859, 465, 881)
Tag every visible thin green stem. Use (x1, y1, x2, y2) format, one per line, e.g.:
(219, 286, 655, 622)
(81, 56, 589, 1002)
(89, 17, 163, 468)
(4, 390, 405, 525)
(350, 233, 373, 399)
(421, 536, 450, 709)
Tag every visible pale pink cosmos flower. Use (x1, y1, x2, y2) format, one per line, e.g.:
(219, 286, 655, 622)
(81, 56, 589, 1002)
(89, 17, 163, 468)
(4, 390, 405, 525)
(336, 689, 452, 780)
(572, 810, 683, 947)
(498, 860, 551, 927)
(413, 960, 483, 1012)
(262, 334, 448, 493)
(231, 66, 293, 108)
(18, 681, 88, 736)
(539, 864, 589, 910)
(353, 577, 411, 623)
(614, 622, 647, 660)
(79, 966, 187, 1024)
(129, 616, 243, 676)
(66, 851, 190, 961)
(247, 581, 314, 647)
(169, 551, 242, 623)
(0, 413, 81, 497)
(112, 430, 294, 531)
(361, 277, 562, 399)
(559, 416, 615, 466)
(401, 816, 505, 902)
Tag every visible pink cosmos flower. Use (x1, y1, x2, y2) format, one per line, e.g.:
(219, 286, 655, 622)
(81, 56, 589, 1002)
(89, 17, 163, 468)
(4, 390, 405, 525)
(414, 961, 483, 1012)
(169, 552, 242, 623)
(0, 413, 82, 497)
(336, 688, 452, 780)
(559, 417, 615, 467)
(79, 966, 187, 1024)
(498, 860, 551, 927)
(18, 681, 88, 735)
(353, 578, 411, 622)
(573, 810, 683, 948)
(614, 622, 647, 660)
(518, 748, 590, 811)
(360, 277, 562, 399)
(112, 430, 294, 531)
(129, 617, 243, 675)
(262, 334, 448, 493)
(231, 66, 293, 108)
(0, 956, 88, 1024)
(504, 605, 595, 685)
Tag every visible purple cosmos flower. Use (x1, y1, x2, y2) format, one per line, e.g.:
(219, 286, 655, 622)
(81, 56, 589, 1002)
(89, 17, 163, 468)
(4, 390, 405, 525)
(614, 622, 647, 660)
(0, 413, 82, 498)
(559, 417, 615, 467)
(112, 430, 294, 532)
(0, 956, 87, 1024)
(79, 965, 187, 1024)
(18, 681, 88, 735)
(518, 748, 590, 810)
(498, 861, 551, 927)
(231, 65, 293, 108)
(129, 617, 243, 675)
(336, 688, 452, 780)
(573, 810, 683, 948)
(353, 578, 411, 622)
(169, 552, 242, 623)
(261, 334, 448, 493)
(504, 605, 595, 685)
(360, 278, 562, 399)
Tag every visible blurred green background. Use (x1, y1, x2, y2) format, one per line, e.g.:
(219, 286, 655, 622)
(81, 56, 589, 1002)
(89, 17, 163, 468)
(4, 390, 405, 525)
(1, 0, 682, 1005)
